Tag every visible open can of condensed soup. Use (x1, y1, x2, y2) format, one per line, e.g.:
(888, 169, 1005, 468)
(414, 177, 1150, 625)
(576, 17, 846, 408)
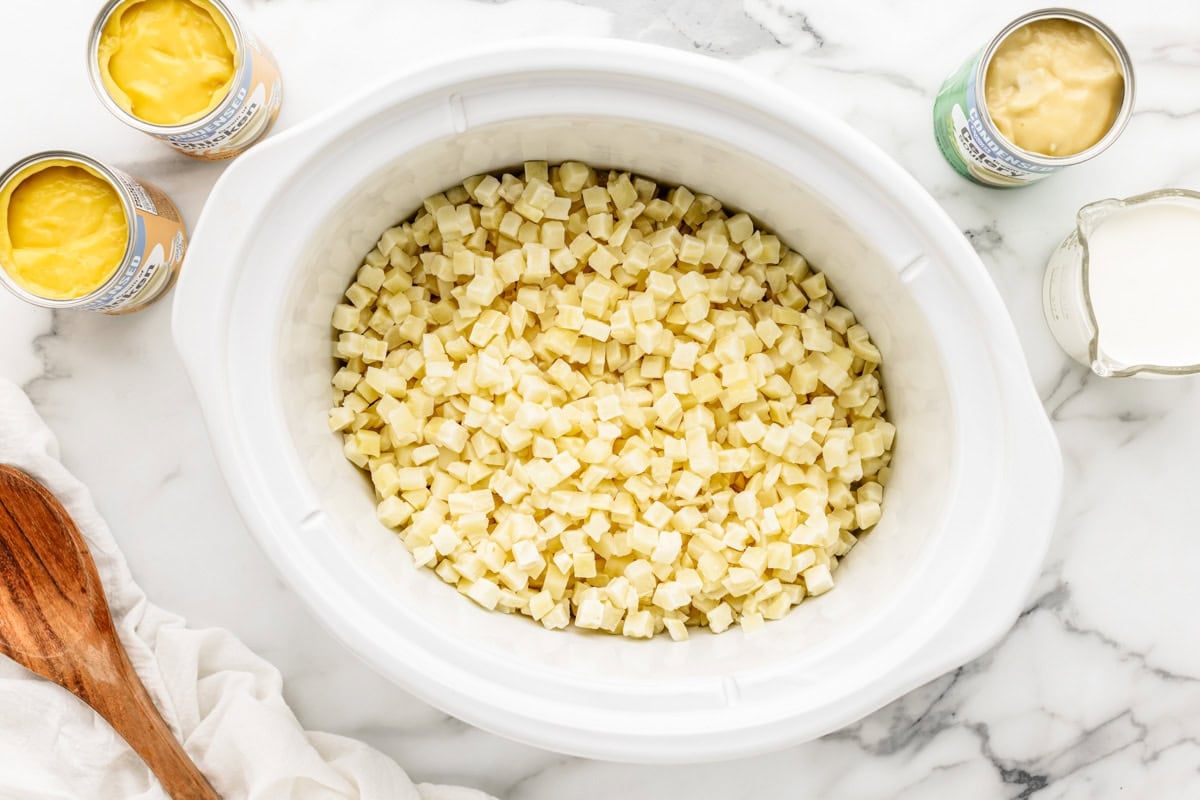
(0, 151, 188, 314)
(933, 8, 1134, 187)
(88, 0, 284, 160)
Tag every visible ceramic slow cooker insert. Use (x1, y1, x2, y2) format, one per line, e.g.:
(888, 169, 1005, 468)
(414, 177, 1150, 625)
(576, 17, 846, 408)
(173, 41, 1061, 763)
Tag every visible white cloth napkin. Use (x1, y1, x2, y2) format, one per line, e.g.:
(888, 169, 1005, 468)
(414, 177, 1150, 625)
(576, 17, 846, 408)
(0, 379, 494, 800)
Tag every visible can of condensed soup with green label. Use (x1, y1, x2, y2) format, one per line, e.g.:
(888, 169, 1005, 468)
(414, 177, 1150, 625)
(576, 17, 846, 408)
(0, 151, 188, 315)
(933, 8, 1134, 187)
(88, 0, 284, 161)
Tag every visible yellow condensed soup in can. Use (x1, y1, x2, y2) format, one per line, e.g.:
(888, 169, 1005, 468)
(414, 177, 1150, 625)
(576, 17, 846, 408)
(984, 18, 1125, 159)
(0, 152, 187, 314)
(89, 0, 283, 160)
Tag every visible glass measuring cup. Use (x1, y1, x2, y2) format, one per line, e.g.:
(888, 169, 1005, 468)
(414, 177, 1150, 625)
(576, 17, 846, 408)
(1042, 188, 1200, 379)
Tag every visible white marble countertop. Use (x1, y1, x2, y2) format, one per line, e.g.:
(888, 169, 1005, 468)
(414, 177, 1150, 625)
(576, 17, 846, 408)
(3, 0, 1200, 796)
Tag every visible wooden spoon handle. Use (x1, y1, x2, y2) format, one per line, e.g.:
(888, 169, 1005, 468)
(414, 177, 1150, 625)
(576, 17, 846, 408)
(0, 467, 219, 799)
(82, 633, 221, 799)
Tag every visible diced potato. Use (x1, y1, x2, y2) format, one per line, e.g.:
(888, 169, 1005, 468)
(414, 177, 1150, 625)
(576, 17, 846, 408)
(330, 163, 891, 640)
(558, 161, 591, 194)
(707, 602, 734, 633)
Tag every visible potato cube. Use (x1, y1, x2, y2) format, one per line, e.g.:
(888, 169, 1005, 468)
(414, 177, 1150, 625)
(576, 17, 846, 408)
(377, 496, 413, 528)
(726, 213, 754, 243)
(652, 581, 691, 611)
(803, 563, 835, 595)
(528, 590, 556, 620)
(558, 161, 591, 193)
(706, 602, 734, 633)
(465, 578, 501, 610)
(622, 609, 655, 639)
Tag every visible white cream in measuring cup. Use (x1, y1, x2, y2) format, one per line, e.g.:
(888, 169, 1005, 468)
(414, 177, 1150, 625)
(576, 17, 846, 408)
(1044, 189, 1200, 378)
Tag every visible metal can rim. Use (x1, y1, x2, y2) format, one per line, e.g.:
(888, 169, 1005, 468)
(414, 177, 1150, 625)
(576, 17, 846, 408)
(86, 0, 249, 136)
(0, 150, 142, 309)
(973, 7, 1136, 168)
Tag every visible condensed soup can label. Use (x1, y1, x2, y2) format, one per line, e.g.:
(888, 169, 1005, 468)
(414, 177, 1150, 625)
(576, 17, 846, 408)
(84, 166, 188, 312)
(933, 48, 1056, 187)
(932, 9, 1134, 188)
(0, 152, 187, 315)
(89, 0, 284, 161)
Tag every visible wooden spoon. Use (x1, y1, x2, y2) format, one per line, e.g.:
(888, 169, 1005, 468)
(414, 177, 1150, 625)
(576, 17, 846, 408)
(0, 465, 220, 799)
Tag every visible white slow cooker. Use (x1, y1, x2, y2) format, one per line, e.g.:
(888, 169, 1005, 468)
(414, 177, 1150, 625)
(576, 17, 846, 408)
(173, 40, 1061, 763)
